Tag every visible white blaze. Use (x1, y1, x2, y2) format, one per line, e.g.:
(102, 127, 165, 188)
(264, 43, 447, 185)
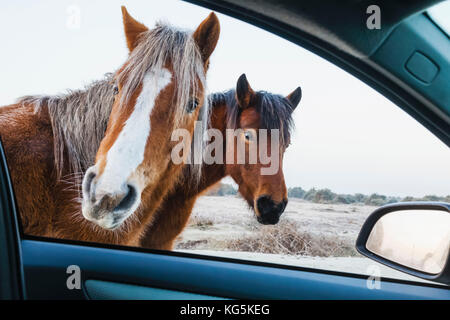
(96, 68, 172, 194)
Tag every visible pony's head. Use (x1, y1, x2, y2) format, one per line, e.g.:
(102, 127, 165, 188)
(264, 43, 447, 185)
(82, 7, 220, 229)
(226, 74, 301, 225)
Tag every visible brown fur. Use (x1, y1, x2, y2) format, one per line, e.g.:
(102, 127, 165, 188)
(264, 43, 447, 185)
(0, 104, 56, 236)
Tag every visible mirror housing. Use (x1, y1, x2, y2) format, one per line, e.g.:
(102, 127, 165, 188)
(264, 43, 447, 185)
(356, 202, 450, 285)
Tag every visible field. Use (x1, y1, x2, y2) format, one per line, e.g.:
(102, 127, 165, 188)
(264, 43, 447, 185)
(174, 195, 432, 283)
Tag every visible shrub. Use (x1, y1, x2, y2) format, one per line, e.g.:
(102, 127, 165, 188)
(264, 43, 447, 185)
(303, 188, 317, 201)
(288, 187, 306, 198)
(365, 193, 387, 206)
(333, 195, 350, 204)
(206, 183, 237, 196)
(352, 193, 368, 203)
(422, 195, 442, 201)
(314, 188, 336, 203)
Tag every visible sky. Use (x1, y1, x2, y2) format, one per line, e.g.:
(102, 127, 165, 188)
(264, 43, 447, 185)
(428, 1, 450, 35)
(0, 0, 449, 197)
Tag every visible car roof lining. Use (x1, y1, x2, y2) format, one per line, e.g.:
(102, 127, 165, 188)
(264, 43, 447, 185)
(196, 0, 445, 58)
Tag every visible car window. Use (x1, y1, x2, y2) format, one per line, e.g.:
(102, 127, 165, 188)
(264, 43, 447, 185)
(0, 0, 449, 285)
(428, 1, 450, 36)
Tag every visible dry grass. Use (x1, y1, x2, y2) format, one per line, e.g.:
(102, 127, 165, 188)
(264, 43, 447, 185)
(176, 239, 208, 249)
(187, 215, 215, 230)
(178, 215, 358, 257)
(224, 220, 357, 257)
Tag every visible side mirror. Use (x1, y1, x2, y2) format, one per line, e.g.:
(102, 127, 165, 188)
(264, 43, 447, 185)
(356, 202, 450, 285)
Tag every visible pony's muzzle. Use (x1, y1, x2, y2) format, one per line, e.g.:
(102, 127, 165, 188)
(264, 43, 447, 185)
(81, 167, 139, 229)
(256, 195, 287, 225)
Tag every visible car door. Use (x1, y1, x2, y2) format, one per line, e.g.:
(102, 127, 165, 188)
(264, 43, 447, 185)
(0, 138, 25, 300)
(0, 0, 449, 301)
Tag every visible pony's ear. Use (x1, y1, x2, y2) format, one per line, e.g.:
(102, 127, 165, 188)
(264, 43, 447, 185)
(236, 74, 255, 109)
(121, 6, 149, 53)
(193, 12, 220, 65)
(286, 87, 302, 111)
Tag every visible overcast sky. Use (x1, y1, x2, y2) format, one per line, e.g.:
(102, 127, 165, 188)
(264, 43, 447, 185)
(0, 0, 449, 197)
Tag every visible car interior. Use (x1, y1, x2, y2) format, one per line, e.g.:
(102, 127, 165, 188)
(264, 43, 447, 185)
(0, 0, 449, 300)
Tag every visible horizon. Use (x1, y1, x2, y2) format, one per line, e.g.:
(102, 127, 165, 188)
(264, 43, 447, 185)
(216, 180, 450, 199)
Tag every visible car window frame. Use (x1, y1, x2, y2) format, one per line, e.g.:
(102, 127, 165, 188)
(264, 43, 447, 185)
(4, 0, 450, 293)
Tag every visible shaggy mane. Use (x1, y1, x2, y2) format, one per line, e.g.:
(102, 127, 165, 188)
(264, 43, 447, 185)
(18, 22, 209, 181)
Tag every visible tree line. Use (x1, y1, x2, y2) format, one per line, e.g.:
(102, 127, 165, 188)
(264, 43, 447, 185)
(207, 183, 450, 206)
(287, 187, 450, 206)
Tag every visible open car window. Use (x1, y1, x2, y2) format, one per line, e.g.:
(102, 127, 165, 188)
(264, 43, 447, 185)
(0, 0, 449, 287)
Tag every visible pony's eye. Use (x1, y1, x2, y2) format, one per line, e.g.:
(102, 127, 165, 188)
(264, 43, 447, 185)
(113, 85, 119, 95)
(244, 129, 256, 142)
(187, 98, 199, 113)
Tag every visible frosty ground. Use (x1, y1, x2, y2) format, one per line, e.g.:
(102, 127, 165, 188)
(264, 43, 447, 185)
(174, 195, 433, 284)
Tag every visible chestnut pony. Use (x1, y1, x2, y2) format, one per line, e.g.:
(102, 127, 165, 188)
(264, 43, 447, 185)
(141, 74, 302, 250)
(0, 7, 220, 245)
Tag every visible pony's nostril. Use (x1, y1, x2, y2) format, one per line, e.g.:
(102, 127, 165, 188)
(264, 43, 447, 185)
(256, 195, 286, 225)
(257, 195, 273, 211)
(83, 171, 97, 202)
(114, 184, 137, 212)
